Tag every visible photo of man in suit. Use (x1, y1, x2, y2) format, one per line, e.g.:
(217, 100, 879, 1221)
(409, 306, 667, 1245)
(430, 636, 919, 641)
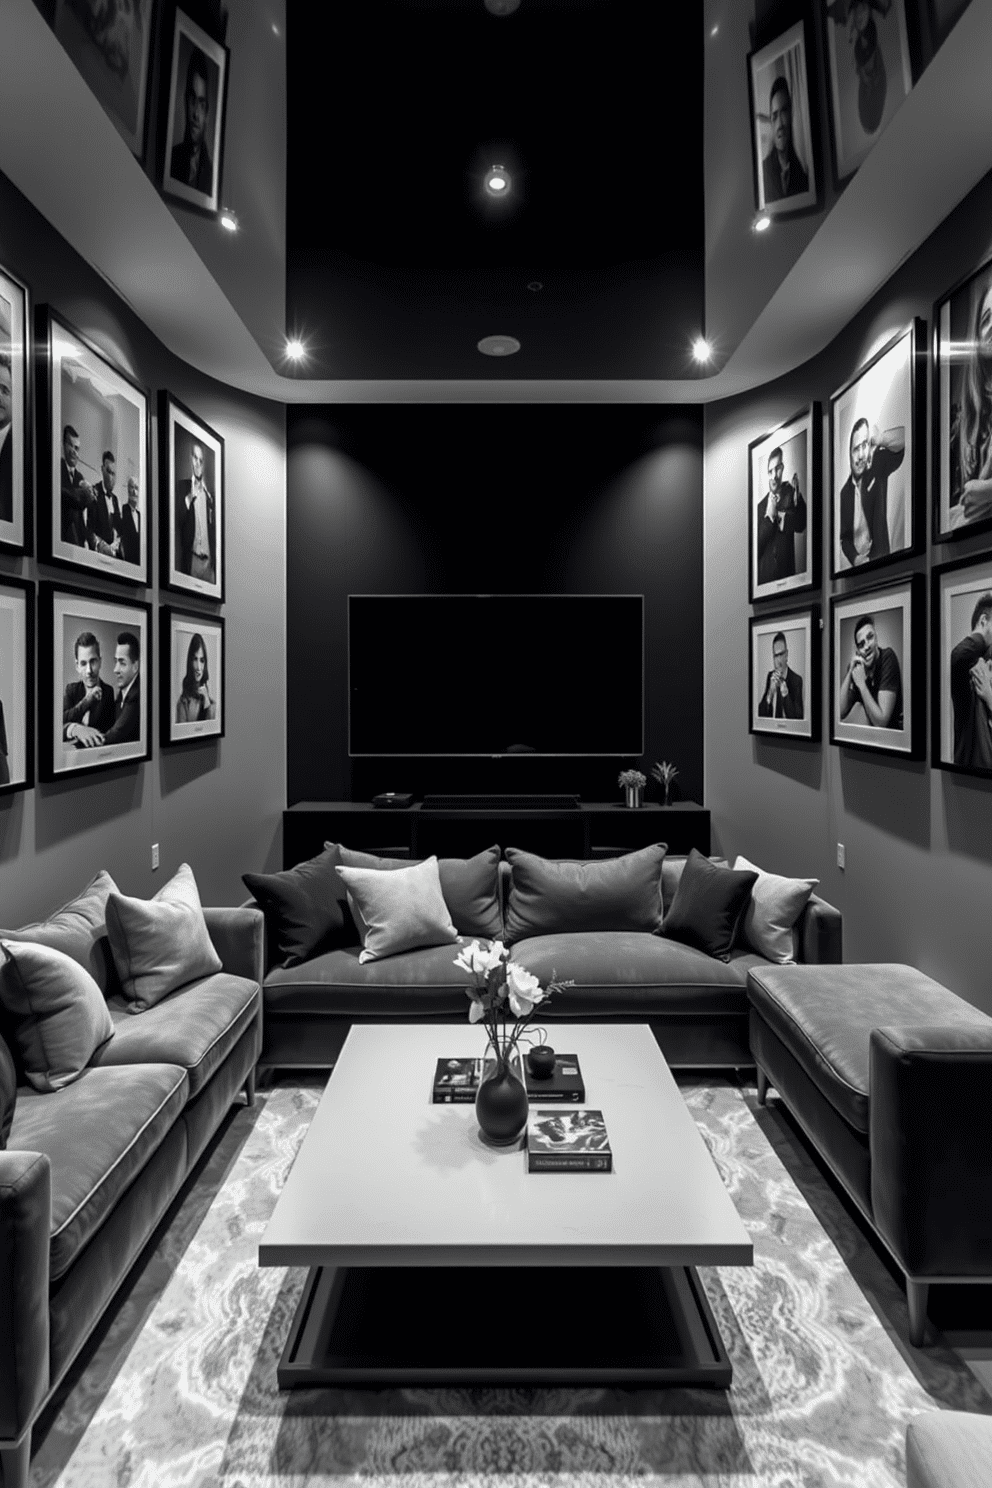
(756, 444, 807, 586)
(0, 351, 13, 525)
(60, 424, 96, 547)
(762, 76, 810, 204)
(838, 417, 905, 568)
(169, 46, 213, 195)
(758, 631, 805, 720)
(118, 476, 141, 565)
(63, 630, 116, 747)
(102, 632, 141, 744)
(86, 449, 122, 558)
(176, 440, 215, 582)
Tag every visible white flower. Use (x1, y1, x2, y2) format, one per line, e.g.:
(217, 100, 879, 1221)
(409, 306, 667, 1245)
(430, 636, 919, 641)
(467, 997, 486, 1024)
(454, 940, 506, 977)
(506, 961, 544, 1017)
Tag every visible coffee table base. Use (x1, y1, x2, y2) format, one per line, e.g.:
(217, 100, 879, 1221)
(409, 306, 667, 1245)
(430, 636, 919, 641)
(277, 1265, 732, 1388)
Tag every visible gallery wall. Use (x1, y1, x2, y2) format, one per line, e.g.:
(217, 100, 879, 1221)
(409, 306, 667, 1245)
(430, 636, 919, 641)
(704, 163, 992, 1014)
(286, 405, 703, 807)
(0, 166, 286, 923)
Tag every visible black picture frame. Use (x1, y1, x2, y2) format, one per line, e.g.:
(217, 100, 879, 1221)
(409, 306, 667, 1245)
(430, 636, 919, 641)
(158, 390, 225, 603)
(931, 549, 992, 778)
(0, 259, 32, 557)
(749, 603, 821, 743)
(160, 606, 225, 746)
(40, 581, 152, 782)
(830, 571, 925, 760)
(52, 0, 157, 163)
(821, 0, 913, 185)
(0, 577, 36, 795)
(748, 403, 820, 603)
(932, 249, 992, 543)
(35, 307, 151, 587)
(160, 5, 230, 217)
(747, 16, 820, 220)
(829, 320, 925, 580)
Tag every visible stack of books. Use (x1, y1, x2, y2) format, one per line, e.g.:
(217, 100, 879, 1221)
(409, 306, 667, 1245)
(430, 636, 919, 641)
(526, 1109, 612, 1172)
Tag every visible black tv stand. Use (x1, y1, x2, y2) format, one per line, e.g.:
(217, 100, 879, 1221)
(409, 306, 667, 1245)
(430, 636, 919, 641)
(284, 800, 709, 865)
(422, 793, 580, 811)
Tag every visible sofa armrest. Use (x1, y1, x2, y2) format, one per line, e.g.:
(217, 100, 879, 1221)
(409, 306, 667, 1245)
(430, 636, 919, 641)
(797, 894, 842, 964)
(870, 1025, 992, 1278)
(203, 906, 265, 985)
(0, 1152, 51, 1440)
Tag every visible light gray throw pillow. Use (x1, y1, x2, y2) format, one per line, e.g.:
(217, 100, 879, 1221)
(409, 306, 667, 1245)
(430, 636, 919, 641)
(335, 856, 459, 963)
(0, 939, 115, 1091)
(733, 855, 818, 964)
(106, 863, 222, 1011)
(1, 868, 122, 995)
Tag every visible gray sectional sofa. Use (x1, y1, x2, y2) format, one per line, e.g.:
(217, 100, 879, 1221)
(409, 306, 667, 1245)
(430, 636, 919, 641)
(0, 904, 264, 1488)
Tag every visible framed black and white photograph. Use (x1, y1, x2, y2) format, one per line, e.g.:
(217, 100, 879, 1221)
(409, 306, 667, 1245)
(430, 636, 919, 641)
(161, 607, 224, 746)
(830, 572, 924, 759)
(932, 551, 992, 778)
(159, 391, 224, 602)
(0, 261, 30, 556)
(750, 605, 821, 742)
(747, 19, 818, 218)
(36, 307, 150, 585)
(40, 582, 151, 782)
(0, 578, 35, 795)
(53, 0, 156, 161)
(830, 321, 924, 578)
(161, 7, 229, 215)
(748, 404, 819, 602)
(822, 0, 913, 183)
(933, 252, 992, 541)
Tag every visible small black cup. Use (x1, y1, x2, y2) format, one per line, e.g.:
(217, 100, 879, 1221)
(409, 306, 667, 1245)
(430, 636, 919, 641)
(527, 1045, 556, 1079)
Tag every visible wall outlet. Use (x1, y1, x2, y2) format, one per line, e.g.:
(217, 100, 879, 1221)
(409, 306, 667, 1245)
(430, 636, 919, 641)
(836, 842, 845, 870)
(151, 842, 160, 870)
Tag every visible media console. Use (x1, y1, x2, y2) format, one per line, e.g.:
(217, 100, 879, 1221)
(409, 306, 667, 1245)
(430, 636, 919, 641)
(284, 800, 710, 866)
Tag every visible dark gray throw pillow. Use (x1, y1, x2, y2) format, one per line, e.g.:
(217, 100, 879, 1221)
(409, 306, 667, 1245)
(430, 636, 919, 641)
(658, 848, 757, 962)
(0, 1030, 16, 1148)
(333, 844, 504, 940)
(504, 843, 668, 942)
(243, 846, 349, 967)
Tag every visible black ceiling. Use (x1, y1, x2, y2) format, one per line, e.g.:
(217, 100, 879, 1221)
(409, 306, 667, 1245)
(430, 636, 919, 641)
(286, 0, 704, 380)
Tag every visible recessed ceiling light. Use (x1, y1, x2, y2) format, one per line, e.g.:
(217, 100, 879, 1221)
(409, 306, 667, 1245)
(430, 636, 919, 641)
(484, 0, 521, 14)
(219, 208, 239, 233)
(478, 335, 521, 357)
(285, 338, 307, 362)
(485, 164, 510, 197)
(691, 336, 713, 365)
(710, 23, 719, 37)
(753, 213, 771, 233)
(527, 281, 543, 292)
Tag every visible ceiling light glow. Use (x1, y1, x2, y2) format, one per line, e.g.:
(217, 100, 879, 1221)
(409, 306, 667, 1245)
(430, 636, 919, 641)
(753, 213, 771, 233)
(220, 208, 239, 232)
(478, 334, 521, 357)
(691, 336, 713, 365)
(485, 164, 510, 197)
(285, 338, 307, 362)
(484, 0, 521, 15)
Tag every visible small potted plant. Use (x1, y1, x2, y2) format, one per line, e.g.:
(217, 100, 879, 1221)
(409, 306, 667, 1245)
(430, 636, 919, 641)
(618, 768, 646, 809)
(651, 760, 679, 806)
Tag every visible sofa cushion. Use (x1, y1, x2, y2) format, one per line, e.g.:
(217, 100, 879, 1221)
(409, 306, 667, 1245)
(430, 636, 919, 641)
(0, 869, 121, 995)
(510, 931, 762, 1017)
(747, 963, 992, 1135)
(334, 844, 504, 941)
(243, 846, 348, 967)
(0, 1030, 15, 1147)
(264, 937, 481, 1017)
(92, 973, 260, 1098)
(0, 940, 115, 1092)
(504, 844, 667, 942)
(733, 855, 818, 964)
(6, 1062, 188, 1279)
(660, 849, 757, 962)
(336, 857, 459, 963)
(107, 864, 223, 1011)
(661, 855, 729, 914)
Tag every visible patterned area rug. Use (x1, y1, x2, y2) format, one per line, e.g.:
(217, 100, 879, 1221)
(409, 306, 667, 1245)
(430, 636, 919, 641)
(35, 1078, 991, 1487)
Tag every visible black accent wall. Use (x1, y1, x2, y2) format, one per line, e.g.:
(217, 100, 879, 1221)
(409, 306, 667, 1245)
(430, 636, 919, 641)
(287, 405, 704, 807)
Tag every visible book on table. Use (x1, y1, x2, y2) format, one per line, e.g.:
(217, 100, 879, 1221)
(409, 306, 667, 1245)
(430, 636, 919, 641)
(433, 1052, 587, 1104)
(527, 1108, 612, 1172)
(523, 1052, 585, 1102)
(432, 1057, 481, 1102)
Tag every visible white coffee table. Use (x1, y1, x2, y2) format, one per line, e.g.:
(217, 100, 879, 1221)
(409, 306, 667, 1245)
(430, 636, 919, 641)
(259, 1023, 752, 1386)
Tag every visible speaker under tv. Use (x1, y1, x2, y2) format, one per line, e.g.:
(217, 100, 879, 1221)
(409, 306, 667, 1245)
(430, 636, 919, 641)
(349, 594, 644, 759)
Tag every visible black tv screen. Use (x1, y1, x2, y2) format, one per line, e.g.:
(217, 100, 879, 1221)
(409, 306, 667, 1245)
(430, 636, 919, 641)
(349, 595, 644, 757)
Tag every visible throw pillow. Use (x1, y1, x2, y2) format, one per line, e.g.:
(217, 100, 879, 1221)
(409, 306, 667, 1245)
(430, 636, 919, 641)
(504, 843, 668, 942)
(106, 863, 222, 1012)
(243, 846, 348, 967)
(733, 855, 818, 964)
(0, 1031, 17, 1147)
(0, 940, 115, 1092)
(337, 844, 503, 940)
(658, 848, 758, 962)
(1, 869, 121, 995)
(335, 856, 459, 963)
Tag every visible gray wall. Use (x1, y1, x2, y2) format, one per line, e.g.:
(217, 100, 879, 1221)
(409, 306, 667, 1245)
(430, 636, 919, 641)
(704, 166, 992, 1014)
(0, 168, 285, 923)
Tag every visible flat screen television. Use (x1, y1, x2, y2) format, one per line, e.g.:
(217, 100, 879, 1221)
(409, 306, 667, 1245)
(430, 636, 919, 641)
(349, 594, 644, 757)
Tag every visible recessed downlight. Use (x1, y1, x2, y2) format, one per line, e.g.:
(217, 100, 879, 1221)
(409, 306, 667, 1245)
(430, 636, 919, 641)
(484, 0, 521, 14)
(753, 212, 771, 233)
(485, 164, 510, 197)
(285, 337, 307, 362)
(478, 335, 521, 358)
(691, 336, 713, 365)
(219, 207, 239, 233)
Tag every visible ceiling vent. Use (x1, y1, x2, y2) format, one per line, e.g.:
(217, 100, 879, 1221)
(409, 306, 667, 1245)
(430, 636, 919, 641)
(477, 335, 521, 357)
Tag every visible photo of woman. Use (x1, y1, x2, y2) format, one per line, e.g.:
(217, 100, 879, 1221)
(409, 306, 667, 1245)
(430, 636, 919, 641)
(935, 256, 992, 539)
(176, 632, 216, 724)
(162, 607, 224, 746)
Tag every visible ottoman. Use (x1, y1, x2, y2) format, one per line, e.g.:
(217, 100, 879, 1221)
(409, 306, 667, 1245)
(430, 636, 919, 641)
(906, 1411, 992, 1488)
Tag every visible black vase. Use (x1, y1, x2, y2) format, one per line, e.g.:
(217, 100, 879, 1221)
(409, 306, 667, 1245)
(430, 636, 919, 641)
(476, 1053, 528, 1146)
